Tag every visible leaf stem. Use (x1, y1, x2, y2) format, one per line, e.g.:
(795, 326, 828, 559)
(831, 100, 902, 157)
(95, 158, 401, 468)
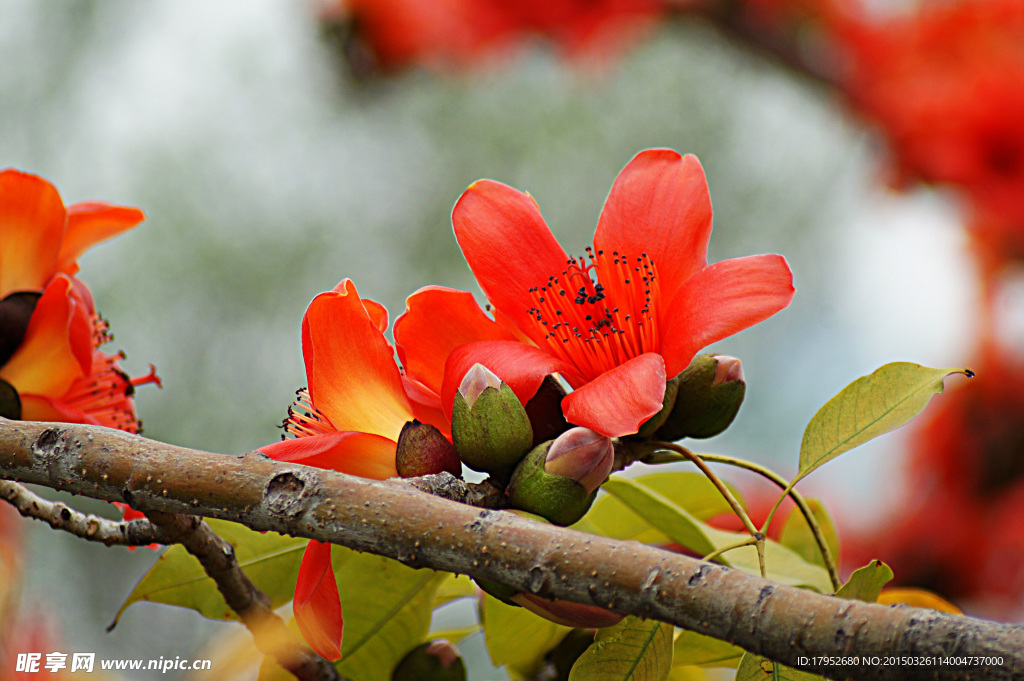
(645, 446, 842, 591)
(650, 442, 766, 578)
(702, 537, 757, 564)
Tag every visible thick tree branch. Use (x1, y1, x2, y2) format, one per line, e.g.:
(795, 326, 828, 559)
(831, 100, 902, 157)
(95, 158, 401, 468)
(1, 420, 1021, 681)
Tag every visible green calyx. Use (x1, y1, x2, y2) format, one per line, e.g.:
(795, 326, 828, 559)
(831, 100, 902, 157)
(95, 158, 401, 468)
(657, 354, 746, 441)
(451, 382, 533, 474)
(507, 442, 596, 526)
(634, 376, 679, 439)
(0, 378, 21, 420)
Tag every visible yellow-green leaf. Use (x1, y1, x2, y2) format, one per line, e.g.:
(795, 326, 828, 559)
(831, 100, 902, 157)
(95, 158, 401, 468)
(672, 630, 742, 668)
(568, 616, 673, 681)
(797, 363, 971, 483)
(434, 573, 477, 608)
(736, 654, 827, 681)
(836, 560, 893, 601)
(668, 666, 708, 681)
(482, 594, 571, 677)
(599, 477, 832, 592)
(574, 472, 745, 544)
(778, 499, 840, 569)
(112, 519, 306, 627)
(429, 625, 481, 645)
(333, 549, 446, 681)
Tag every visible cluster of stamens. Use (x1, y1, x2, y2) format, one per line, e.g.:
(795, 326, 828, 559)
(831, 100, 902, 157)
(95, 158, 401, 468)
(527, 247, 661, 380)
(281, 387, 334, 439)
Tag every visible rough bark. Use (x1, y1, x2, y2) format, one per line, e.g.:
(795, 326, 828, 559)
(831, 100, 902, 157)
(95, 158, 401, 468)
(1, 420, 1021, 681)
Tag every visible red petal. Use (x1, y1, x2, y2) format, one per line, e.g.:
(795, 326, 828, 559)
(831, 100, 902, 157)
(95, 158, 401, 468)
(294, 541, 343, 661)
(0, 169, 66, 299)
(260, 431, 398, 480)
(439, 340, 580, 420)
(594, 150, 712, 304)
(302, 280, 413, 440)
(394, 286, 516, 395)
(561, 353, 666, 437)
(0, 276, 91, 397)
(58, 202, 145, 276)
(402, 375, 451, 439)
(452, 180, 568, 346)
(660, 255, 795, 378)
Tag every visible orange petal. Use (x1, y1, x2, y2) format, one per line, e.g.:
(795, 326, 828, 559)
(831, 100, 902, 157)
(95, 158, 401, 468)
(402, 375, 451, 439)
(876, 587, 963, 615)
(294, 541, 343, 661)
(0, 276, 91, 397)
(302, 280, 413, 440)
(660, 255, 795, 378)
(561, 353, 666, 437)
(395, 286, 516, 395)
(57, 202, 145, 276)
(594, 150, 712, 304)
(18, 394, 92, 425)
(0, 169, 67, 299)
(260, 431, 399, 480)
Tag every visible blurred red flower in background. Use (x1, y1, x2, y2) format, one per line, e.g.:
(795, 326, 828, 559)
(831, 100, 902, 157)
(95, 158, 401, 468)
(831, 0, 1024, 274)
(0, 169, 159, 433)
(848, 348, 1024, 614)
(323, 0, 665, 73)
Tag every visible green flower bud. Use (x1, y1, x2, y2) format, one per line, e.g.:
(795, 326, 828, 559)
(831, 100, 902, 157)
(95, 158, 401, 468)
(451, 364, 533, 474)
(392, 640, 466, 681)
(507, 427, 613, 526)
(657, 354, 746, 441)
(396, 420, 462, 478)
(473, 576, 520, 606)
(634, 376, 679, 439)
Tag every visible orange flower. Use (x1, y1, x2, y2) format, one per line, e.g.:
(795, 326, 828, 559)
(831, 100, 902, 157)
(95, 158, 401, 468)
(0, 169, 158, 433)
(325, 0, 664, 73)
(260, 279, 439, 660)
(395, 149, 794, 438)
(831, 0, 1024, 271)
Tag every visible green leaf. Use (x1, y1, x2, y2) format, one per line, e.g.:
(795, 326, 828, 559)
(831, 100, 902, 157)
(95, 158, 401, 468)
(574, 472, 745, 544)
(482, 594, 571, 677)
(797, 363, 971, 483)
(112, 519, 306, 626)
(568, 616, 673, 681)
(836, 560, 893, 602)
(599, 477, 832, 592)
(429, 625, 481, 645)
(333, 549, 447, 681)
(672, 630, 742, 668)
(778, 499, 840, 569)
(736, 654, 827, 681)
(668, 667, 708, 681)
(434, 573, 477, 608)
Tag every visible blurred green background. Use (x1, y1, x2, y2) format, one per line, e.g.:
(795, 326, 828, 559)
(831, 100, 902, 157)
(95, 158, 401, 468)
(0, 1, 981, 678)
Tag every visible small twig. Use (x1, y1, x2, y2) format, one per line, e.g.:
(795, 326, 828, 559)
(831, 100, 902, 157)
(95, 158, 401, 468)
(651, 442, 766, 578)
(141, 511, 345, 681)
(0, 479, 166, 546)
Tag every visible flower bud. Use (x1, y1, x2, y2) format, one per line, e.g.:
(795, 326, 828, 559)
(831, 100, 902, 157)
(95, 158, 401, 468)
(0, 377, 21, 420)
(396, 420, 462, 478)
(451, 364, 533, 474)
(543, 428, 614, 495)
(392, 640, 466, 681)
(524, 375, 571, 447)
(507, 428, 612, 526)
(634, 376, 679, 439)
(656, 354, 746, 441)
(473, 576, 520, 606)
(511, 593, 624, 629)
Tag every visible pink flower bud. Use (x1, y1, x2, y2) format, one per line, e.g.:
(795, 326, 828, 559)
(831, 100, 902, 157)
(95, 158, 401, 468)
(511, 593, 624, 628)
(712, 355, 744, 385)
(424, 640, 460, 668)
(543, 427, 614, 495)
(458, 363, 502, 409)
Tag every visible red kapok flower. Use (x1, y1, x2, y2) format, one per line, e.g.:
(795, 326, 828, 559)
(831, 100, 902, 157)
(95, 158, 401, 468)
(0, 169, 158, 433)
(397, 149, 794, 438)
(259, 278, 437, 660)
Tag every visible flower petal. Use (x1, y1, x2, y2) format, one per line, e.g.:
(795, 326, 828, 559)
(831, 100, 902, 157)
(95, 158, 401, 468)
(0, 276, 92, 397)
(260, 431, 398, 480)
(395, 286, 517, 394)
(440, 340, 580, 420)
(402, 375, 451, 439)
(594, 150, 713, 304)
(660, 254, 795, 378)
(561, 352, 666, 437)
(294, 540, 343, 661)
(18, 394, 92, 425)
(58, 202, 145, 276)
(302, 280, 413, 440)
(0, 169, 66, 299)
(452, 180, 569, 346)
